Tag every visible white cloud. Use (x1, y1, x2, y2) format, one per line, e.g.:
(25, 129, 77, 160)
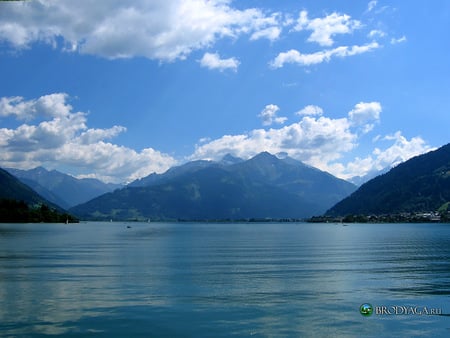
(348, 101, 381, 133)
(367, 1, 378, 13)
(258, 104, 287, 126)
(270, 42, 379, 68)
(375, 131, 432, 166)
(0, 0, 283, 61)
(368, 29, 385, 38)
(200, 52, 240, 72)
(250, 26, 281, 41)
(0, 1, 390, 71)
(191, 109, 357, 169)
(248, 11, 284, 41)
(190, 103, 432, 180)
(0, 93, 72, 121)
(296, 105, 323, 116)
(78, 126, 127, 145)
(54, 142, 176, 184)
(270, 49, 328, 68)
(268, 9, 384, 69)
(391, 36, 407, 44)
(339, 132, 432, 179)
(0, 94, 177, 183)
(0, 95, 433, 182)
(293, 10, 361, 46)
(0, 96, 33, 120)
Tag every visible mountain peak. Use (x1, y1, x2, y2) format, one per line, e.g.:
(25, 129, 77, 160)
(256, 151, 275, 157)
(71, 151, 356, 221)
(220, 153, 243, 165)
(5, 166, 120, 208)
(29, 166, 49, 174)
(251, 151, 279, 162)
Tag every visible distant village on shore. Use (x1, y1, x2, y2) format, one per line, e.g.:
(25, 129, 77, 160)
(309, 211, 449, 223)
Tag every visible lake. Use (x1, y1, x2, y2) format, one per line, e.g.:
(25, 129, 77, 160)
(0, 222, 449, 337)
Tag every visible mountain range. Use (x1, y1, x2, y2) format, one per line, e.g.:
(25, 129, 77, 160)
(4, 143, 449, 223)
(70, 152, 356, 221)
(326, 142, 450, 216)
(0, 167, 62, 209)
(5, 167, 122, 208)
(0, 167, 80, 222)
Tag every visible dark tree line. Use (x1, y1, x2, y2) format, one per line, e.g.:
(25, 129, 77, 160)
(0, 199, 78, 223)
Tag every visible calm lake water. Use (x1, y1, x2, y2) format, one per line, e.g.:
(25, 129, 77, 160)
(0, 222, 449, 337)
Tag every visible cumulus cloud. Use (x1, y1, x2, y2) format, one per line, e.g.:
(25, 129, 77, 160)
(296, 105, 323, 116)
(258, 104, 287, 126)
(190, 103, 431, 180)
(270, 42, 379, 68)
(348, 101, 381, 133)
(293, 10, 361, 46)
(191, 106, 357, 169)
(78, 126, 127, 145)
(0, 95, 433, 182)
(200, 52, 240, 72)
(339, 132, 432, 179)
(374, 131, 431, 166)
(0, 0, 283, 61)
(250, 26, 281, 41)
(0, 93, 72, 121)
(0, 93, 177, 183)
(0, 1, 390, 71)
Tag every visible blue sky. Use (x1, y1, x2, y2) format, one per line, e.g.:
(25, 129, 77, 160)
(0, 0, 449, 183)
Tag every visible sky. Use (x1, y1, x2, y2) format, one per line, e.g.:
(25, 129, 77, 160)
(0, 0, 449, 184)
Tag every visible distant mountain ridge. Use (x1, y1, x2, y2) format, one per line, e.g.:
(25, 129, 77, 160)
(326, 143, 450, 216)
(0, 167, 61, 209)
(0, 167, 79, 222)
(71, 152, 356, 220)
(348, 166, 390, 186)
(6, 167, 122, 208)
(129, 160, 218, 188)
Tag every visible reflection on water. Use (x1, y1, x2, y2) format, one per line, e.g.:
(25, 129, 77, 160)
(0, 222, 449, 337)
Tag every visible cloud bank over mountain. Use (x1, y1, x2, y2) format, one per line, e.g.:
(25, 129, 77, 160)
(191, 101, 430, 179)
(0, 92, 430, 183)
(0, 93, 176, 183)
